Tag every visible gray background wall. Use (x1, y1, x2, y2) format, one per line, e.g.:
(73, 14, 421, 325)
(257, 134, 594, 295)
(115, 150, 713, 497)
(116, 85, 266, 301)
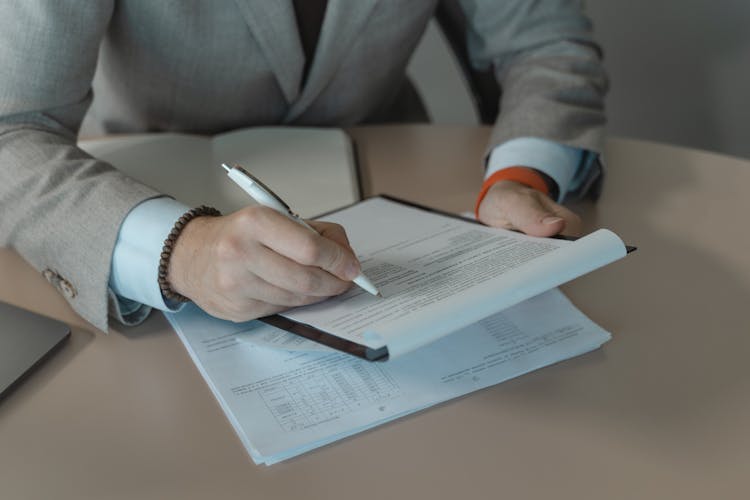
(408, 1, 750, 159)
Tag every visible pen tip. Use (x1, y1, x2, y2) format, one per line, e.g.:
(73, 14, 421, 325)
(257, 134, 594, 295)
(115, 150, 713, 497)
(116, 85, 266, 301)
(376, 292, 383, 298)
(220, 163, 231, 172)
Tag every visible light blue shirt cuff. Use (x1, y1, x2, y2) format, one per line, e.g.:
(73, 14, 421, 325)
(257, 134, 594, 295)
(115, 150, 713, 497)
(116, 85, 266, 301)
(487, 137, 584, 202)
(110, 197, 191, 312)
(568, 149, 599, 194)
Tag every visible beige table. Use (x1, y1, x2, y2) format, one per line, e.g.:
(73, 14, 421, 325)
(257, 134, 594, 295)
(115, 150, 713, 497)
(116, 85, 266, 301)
(1, 126, 749, 499)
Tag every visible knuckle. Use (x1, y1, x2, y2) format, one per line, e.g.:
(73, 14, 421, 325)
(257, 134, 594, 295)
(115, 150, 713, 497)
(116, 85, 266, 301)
(234, 207, 259, 226)
(236, 205, 273, 230)
(214, 235, 241, 260)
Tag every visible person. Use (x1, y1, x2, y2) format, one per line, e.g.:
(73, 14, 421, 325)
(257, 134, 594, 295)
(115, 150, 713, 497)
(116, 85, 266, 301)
(0, 1, 607, 332)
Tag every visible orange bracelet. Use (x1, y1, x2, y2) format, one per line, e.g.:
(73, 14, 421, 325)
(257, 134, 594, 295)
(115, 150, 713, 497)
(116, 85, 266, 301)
(474, 166, 550, 219)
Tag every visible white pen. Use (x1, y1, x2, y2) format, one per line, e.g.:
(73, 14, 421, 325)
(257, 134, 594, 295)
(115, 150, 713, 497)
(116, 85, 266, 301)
(220, 163, 382, 298)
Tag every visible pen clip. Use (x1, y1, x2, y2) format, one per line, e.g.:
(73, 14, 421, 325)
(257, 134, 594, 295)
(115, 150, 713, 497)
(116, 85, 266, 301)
(226, 163, 291, 211)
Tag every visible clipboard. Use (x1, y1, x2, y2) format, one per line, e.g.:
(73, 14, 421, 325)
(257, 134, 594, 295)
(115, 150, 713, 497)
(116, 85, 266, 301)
(258, 195, 636, 361)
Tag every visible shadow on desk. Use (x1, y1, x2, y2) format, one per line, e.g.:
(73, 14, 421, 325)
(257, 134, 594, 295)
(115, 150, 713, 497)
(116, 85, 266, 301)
(113, 311, 174, 341)
(474, 138, 750, 466)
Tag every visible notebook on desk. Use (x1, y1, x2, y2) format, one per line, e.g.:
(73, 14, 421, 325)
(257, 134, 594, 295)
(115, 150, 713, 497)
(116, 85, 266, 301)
(78, 126, 361, 217)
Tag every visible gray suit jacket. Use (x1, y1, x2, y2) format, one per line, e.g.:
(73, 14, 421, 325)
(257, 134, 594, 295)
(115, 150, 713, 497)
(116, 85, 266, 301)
(0, 0, 607, 331)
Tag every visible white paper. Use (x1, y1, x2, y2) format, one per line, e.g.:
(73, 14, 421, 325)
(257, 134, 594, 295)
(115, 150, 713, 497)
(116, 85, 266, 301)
(166, 288, 611, 465)
(281, 197, 626, 358)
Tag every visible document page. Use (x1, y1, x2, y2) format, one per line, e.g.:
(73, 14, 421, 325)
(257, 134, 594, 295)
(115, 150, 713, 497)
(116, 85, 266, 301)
(166, 289, 612, 465)
(281, 197, 626, 357)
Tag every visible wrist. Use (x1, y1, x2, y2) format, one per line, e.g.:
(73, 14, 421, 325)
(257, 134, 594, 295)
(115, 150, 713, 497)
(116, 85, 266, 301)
(486, 138, 581, 202)
(475, 166, 551, 218)
(160, 206, 221, 301)
(109, 197, 192, 311)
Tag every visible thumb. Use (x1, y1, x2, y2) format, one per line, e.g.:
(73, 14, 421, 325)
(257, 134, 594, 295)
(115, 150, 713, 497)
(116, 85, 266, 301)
(310, 235, 361, 281)
(504, 196, 566, 237)
(307, 221, 361, 280)
(308, 220, 352, 249)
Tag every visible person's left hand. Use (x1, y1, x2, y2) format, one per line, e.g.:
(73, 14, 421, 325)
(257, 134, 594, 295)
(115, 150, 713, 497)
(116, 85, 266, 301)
(477, 180, 582, 237)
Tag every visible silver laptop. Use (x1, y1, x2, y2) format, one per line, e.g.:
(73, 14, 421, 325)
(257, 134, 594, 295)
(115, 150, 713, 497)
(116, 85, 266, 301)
(0, 301, 70, 399)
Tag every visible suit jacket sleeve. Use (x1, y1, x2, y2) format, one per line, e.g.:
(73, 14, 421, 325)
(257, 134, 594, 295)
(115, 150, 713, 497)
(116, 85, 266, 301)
(0, 1, 161, 331)
(460, 0, 608, 158)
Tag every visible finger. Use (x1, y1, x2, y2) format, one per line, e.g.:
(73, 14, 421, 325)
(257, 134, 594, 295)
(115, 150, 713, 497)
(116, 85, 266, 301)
(205, 257, 331, 307)
(199, 277, 326, 322)
(481, 183, 565, 237)
(253, 210, 361, 281)
(308, 220, 352, 248)
(239, 275, 328, 308)
(250, 244, 352, 297)
(539, 196, 583, 237)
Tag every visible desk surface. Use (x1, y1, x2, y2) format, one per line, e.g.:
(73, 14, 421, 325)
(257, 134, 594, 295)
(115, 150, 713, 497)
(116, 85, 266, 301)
(1, 126, 749, 500)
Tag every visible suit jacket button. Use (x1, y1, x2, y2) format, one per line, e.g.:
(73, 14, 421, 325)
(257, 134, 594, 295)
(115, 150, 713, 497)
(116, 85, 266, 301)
(59, 279, 77, 299)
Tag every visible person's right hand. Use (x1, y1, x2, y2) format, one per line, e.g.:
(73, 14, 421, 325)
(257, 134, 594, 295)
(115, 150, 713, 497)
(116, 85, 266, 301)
(166, 206, 361, 322)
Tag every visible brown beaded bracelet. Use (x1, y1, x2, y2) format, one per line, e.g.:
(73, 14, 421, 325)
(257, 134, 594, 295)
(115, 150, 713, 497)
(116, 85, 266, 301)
(158, 205, 221, 303)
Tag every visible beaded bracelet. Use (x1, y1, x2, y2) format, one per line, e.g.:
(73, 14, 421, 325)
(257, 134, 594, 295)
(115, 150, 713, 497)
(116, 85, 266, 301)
(158, 205, 222, 303)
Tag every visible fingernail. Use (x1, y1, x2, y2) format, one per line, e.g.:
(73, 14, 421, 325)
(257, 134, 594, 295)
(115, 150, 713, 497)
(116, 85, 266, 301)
(542, 216, 564, 225)
(346, 261, 361, 280)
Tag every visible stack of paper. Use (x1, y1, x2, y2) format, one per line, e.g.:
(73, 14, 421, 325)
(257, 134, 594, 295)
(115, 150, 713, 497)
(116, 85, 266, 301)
(166, 288, 610, 465)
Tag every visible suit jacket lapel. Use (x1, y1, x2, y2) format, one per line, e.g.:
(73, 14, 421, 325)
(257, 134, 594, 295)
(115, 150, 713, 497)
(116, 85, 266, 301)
(232, 0, 305, 104)
(285, 0, 379, 122)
